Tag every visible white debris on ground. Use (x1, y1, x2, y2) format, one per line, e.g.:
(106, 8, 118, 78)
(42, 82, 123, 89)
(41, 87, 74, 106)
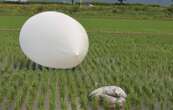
(89, 4, 94, 7)
(89, 86, 127, 109)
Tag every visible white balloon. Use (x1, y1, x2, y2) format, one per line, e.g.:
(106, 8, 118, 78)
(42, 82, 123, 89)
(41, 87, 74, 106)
(19, 11, 89, 69)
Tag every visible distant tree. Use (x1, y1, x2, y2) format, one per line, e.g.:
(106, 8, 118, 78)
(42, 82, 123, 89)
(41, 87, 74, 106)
(80, 0, 82, 7)
(118, 0, 126, 4)
(92, 0, 96, 4)
(72, 0, 74, 4)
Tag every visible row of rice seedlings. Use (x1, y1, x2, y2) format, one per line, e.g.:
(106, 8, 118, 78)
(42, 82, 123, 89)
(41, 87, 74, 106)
(49, 73, 57, 110)
(59, 73, 66, 100)
(80, 93, 88, 110)
(58, 71, 69, 110)
(82, 71, 95, 90)
(0, 70, 15, 109)
(67, 73, 78, 110)
(37, 73, 49, 110)
(126, 71, 167, 109)
(74, 72, 90, 110)
(0, 65, 7, 104)
(83, 59, 98, 87)
(32, 72, 43, 110)
(55, 78, 61, 110)
(37, 87, 46, 110)
(13, 71, 30, 110)
(0, 88, 3, 104)
(14, 84, 26, 110)
(91, 97, 100, 110)
(85, 58, 104, 87)
(60, 97, 67, 110)
(9, 75, 24, 101)
(5, 72, 21, 109)
(59, 82, 68, 110)
(76, 71, 91, 110)
(71, 72, 82, 110)
(0, 70, 24, 109)
(94, 69, 107, 87)
(72, 71, 87, 109)
(5, 50, 43, 71)
(25, 72, 40, 110)
(0, 75, 8, 110)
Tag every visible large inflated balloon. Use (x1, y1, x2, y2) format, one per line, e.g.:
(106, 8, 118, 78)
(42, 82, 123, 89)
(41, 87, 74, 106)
(19, 11, 89, 69)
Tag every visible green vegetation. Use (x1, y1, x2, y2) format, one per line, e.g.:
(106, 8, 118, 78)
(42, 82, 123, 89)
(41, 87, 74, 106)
(0, 3, 172, 19)
(118, 0, 126, 4)
(0, 3, 173, 110)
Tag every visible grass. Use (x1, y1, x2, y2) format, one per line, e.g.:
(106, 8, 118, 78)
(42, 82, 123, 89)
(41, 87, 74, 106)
(0, 4, 173, 110)
(1, 15, 173, 33)
(79, 18, 173, 33)
(0, 16, 27, 28)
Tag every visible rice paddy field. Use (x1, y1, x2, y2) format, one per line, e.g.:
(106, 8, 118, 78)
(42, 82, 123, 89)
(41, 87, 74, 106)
(0, 4, 173, 110)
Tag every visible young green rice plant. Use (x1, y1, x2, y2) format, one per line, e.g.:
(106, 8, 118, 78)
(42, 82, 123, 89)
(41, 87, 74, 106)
(61, 97, 67, 110)
(68, 75, 78, 110)
(25, 86, 35, 110)
(91, 97, 100, 110)
(13, 72, 29, 109)
(80, 93, 88, 110)
(38, 96, 44, 110)
(49, 76, 56, 110)
(21, 72, 39, 110)
(37, 89, 45, 110)
(0, 88, 3, 103)
(124, 100, 131, 110)
(114, 102, 121, 110)
(14, 89, 24, 110)
(71, 96, 77, 110)
(36, 72, 48, 110)
(75, 73, 89, 109)
(59, 71, 69, 104)
(13, 72, 28, 108)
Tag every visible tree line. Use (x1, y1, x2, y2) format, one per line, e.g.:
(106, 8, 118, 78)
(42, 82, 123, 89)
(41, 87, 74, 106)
(71, 0, 127, 5)
(0, 0, 126, 4)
